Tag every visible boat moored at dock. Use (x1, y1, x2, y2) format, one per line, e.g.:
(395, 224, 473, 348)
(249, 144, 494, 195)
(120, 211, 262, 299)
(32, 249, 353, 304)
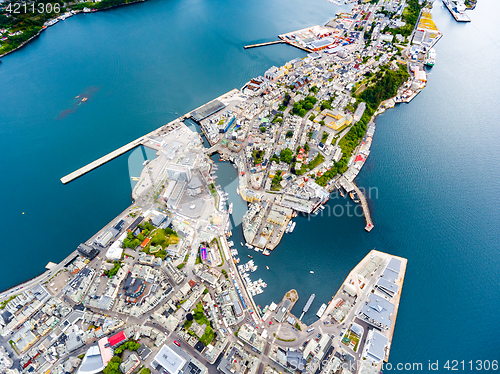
(426, 48, 436, 66)
(316, 303, 327, 318)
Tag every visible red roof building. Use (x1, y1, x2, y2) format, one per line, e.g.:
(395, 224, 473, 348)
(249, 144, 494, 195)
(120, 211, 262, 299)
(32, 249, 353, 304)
(188, 280, 196, 288)
(108, 331, 127, 347)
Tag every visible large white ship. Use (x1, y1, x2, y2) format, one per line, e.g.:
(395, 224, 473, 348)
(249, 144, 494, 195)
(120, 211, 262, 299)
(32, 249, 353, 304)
(426, 48, 436, 67)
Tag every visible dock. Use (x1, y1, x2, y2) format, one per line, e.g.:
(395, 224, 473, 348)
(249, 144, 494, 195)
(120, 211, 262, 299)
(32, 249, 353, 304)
(244, 40, 312, 53)
(60, 136, 145, 184)
(244, 40, 285, 49)
(353, 182, 374, 232)
(442, 0, 471, 22)
(299, 293, 316, 320)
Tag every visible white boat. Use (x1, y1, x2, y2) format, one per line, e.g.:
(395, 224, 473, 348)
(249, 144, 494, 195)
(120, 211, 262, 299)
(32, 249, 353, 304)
(310, 271, 314, 274)
(228, 241, 234, 247)
(241, 242, 244, 246)
(289, 222, 296, 233)
(266, 266, 269, 270)
(228, 203, 233, 215)
(142, 160, 150, 166)
(245, 243, 254, 249)
(426, 48, 436, 67)
(285, 221, 292, 233)
(316, 303, 327, 318)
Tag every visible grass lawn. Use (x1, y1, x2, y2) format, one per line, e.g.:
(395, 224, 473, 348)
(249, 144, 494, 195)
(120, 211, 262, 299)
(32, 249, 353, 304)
(342, 331, 360, 352)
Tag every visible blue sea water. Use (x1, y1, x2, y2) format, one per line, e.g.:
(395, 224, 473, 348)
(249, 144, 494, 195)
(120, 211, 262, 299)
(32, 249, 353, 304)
(1, 0, 499, 370)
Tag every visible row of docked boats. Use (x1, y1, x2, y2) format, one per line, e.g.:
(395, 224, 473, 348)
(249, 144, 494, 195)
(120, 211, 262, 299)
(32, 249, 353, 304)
(243, 276, 267, 296)
(240, 241, 269, 256)
(43, 11, 77, 27)
(242, 241, 253, 249)
(238, 259, 257, 273)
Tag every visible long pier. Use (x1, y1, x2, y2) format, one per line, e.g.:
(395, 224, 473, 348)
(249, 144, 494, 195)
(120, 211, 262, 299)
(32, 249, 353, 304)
(244, 40, 285, 49)
(60, 137, 145, 184)
(244, 40, 312, 53)
(353, 182, 374, 232)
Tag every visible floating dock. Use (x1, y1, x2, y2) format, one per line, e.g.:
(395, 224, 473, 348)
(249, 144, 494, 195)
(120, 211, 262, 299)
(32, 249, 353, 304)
(299, 293, 316, 320)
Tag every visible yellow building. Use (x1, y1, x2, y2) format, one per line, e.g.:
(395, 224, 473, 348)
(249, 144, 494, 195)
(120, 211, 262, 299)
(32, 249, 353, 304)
(314, 109, 353, 131)
(239, 187, 261, 203)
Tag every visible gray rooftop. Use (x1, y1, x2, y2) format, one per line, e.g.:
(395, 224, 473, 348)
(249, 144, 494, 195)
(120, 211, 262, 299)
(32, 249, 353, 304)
(188, 177, 203, 189)
(365, 330, 388, 363)
(360, 297, 394, 329)
(376, 278, 399, 295)
(381, 268, 399, 283)
(349, 323, 363, 337)
(152, 214, 166, 226)
(287, 350, 307, 368)
(191, 100, 226, 122)
(386, 258, 401, 273)
(77, 345, 104, 374)
(153, 345, 186, 374)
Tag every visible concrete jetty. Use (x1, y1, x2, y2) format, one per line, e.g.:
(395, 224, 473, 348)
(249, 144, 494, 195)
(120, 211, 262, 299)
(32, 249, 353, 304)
(244, 40, 285, 49)
(60, 136, 144, 184)
(244, 40, 312, 53)
(353, 183, 374, 232)
(283, 42, 313, 53)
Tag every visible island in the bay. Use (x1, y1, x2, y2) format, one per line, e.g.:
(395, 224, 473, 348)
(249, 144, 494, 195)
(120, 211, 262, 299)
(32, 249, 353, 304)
(1, 0, 450, 372)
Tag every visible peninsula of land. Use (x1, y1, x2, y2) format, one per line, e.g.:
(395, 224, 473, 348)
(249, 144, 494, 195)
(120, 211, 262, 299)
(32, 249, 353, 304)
(0, 0, 145, 57)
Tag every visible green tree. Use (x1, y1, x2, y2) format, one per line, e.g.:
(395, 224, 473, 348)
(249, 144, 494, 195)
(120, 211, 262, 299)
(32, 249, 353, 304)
(321, 101, 331, 110)
(260, 126, 266, 133)
(286, 130, 294, 138)
(280, 148, 293, 164)
(103, 356, 122, 374)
